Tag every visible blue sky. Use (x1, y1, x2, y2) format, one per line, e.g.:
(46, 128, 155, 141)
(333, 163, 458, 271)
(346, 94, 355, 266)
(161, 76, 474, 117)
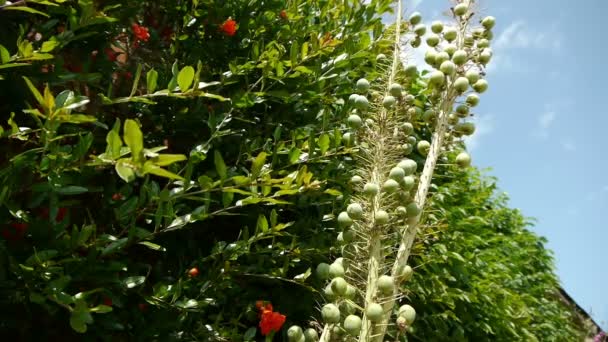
(404, 0, 608, 330)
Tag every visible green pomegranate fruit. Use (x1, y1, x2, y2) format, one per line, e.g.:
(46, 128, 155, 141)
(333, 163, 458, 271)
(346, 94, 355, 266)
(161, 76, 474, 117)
(401, 122, 414, 135)
(409, 11, 422, 25)
(406, 135, 417, 145)
(374, 210, 390, 224)
(456, 152, 471, 167)
(337, 211, 353, 227)
(331, 277, 348, 296)
(389, 83, 403, 97)
(340, 301, 356, 315)
(466, 93, 480, 106)
(363, 182, 379, 196)
(472, 79, 488, 93)
(399, 265, 414, 282)
(342, 229, 355, 243)
(377, 275, 395, 295)
(354, 95, 369, 110)
(376, 53, 387, 62)
(405, 65, 417, 77)
(426, 34, 440, 47)
(383, 95, 396, 109)
(479, 48, 492, 64)
(347, 114, 362, 128)
(396, 206, 408, 216)
(383, 179, 400, 193)
(482, 16, 496, 30)
(343, 315, 362, 336)
(342, 132, 354, 146)
(356, 78, 370, 93)
(316, 263, 330, 280)
(402, 176, 415, 191)
(465, 69, 480, 84)
(424, 50, 437, 65)
(347, 203, 363, 219)
(429, 71, 445, 87)
(454, 77, 469, 93)
(439, 60, 456, 75)
(410, 36, 421, 48)
(288, 326, 304, 342)
(348, 94, 358, 105)
(322, 304, 341, 324)
(444, 43, 457, 56)
(444, 28, 457, 42)
(448, 113, 459, 125)
(406, 202, 420, 217)
(324, 284, 336, 301)
(417, 140, 431, 155)
(454, 3, 468, 16)
(389, 166, 406, 181)
(452, 49, 468, 66)
(366, 303, 384, 323)
(455, 104, 469, 116)
(456, 122, 476, 135)
(397, 159, 417, 175)
(345, 285, 356, 300)
(329, 262, 345, 278)
(423, 109, 436, 123)
(431, 20, 444, 33)
(398, 305, 416, 324)
(434, 51, 450, 65)
(304, 328, 319, 341)
(350, 175, 363, 184)
(477, 38, 490, 49)
(414, 24, 426, 36)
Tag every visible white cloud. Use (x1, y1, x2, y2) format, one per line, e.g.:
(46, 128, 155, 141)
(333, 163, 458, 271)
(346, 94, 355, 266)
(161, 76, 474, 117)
(463, 114, 495, 151)
(405, 0, 423, 10)
(534, 111, 556, 139)
(495, 21, 561, 50)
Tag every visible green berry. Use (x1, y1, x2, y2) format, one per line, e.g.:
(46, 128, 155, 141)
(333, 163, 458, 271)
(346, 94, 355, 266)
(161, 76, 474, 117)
(398, 265, 414, 282)
(374, 210, 390, 224)
(337, 211, 353, 227)
(316, 263, 330, 280)
(452, 50, 468, 65)
(409, 12, 422, 25)
(376, 53, 387, 62)
(397, 159, 417, 175)
(377, 275, 395, 295)
(324, 283, 336, 301)
(410, 36, 421, 48)
(426, 34, 440, 47)
(472, 79, 488, 93)
(389, 166, 406, 181)
(434, 51, 450, 65)
(343, 315, 362, 336)
(405, 65, 417, 77)
(363, 183, 380, 196)
(401, 122, 414, 135)
(348, 94, 358, 105)
(342, 229, 355, 243)
(331, 277, 348, 296)
(414, 24, 426, 36)
(383, 179, 400, 193)
(288, 326, 304, 342)
(398, 305, 416, 324)
(465, 69, 480, 84)
(322, 304, 341, 323)
(356, 78, 370, 93)
(423, 109, 436, 123)
(354, 95, 369, 110)
(402, 176, 415, 191)
(431, 21, 444, 33)
(481, 16, 496, 30)
(347, 203, 363, 219)
(342, 132, 354, 146)
(350, 175, 363, 184)
(466, 93, 480, 107)
(383, 96, 396, 109)
(455, 104, 469, 117)
(454, 77, 469, 93)
(389, 83, 403, 97)
(454, 3, 468, 16)
(479, 48, 492, 64)
(347, 114, 362, 128)
(429, 71, 445, 86)
(456, 152, 471, 167)
(444, 28, 457, 42)
(304, 328, 319, 341)
(365, 303, 384, 322)
(329, 263, 345, 278)
(406, 202, 420, 217)
(456, 122, 475, 135)
(439, 61, 456, 75)
(477, 38, 490, 49)
(424, 50, 437, 65)
(345, 284, 357, 299)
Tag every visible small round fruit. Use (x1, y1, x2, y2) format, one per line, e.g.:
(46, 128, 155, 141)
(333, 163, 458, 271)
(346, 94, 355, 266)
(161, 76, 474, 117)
(345, 284, 357, 299)
(448, 113, 459, 125)
(444, 43, 457, 56)
(409, 12, 422, 25)
(365, 303, 384, 322)
(342, 229, 355, 243)
(477, 38, 490, 49)
(401, 122, 414, 135)
(464, 34, 475, 47)
(417, 140, 431, 155)
(389, 83, 403, 97)
(424, 50, 437, 65)
(465, 69, 480, 84)
(343, 315, 362, 336)
(406, 135, 417, 145)
(376, 53, 387, 62)
(399, 265, 414, 282)
(374, 210, 390, 224)
(439, 60, 456, 75)
(331, 277, 348, 296)
(402, 143, 413, 155)
(414, 24, 426, 36)
(356, 78, 370, 93)
(405, 65, 417, 77)
(406, 202, 420, 217)
(348, 114, 362, 128)
(350, 175, 363, 184)
(324, 284, 336, 301)
(396, 316, 407, 328)
(332, 326, 344, 337)
(456, 122, 476, 135)
(348, 94, 358, 105)
(481, 16, 496, 30)
(434, 51, 450, 65)
(472, 79, 488, 93)
(383, 179, 400, 193)
(429, 71, 445, 86)
(431, 20, 444, 33)
(423, 109, 436, 123)
(347, 203, 363, 219)
(377, 275, 395, 295)
(188, 267, 199, 277)
(456, 152, 471, 167)
(383, 96, 396, 109)
(397, 159, 417, 175)
(354, 95, 370, 110)
(337, 211, 353, 227)
(452, 50, 468, 66)
(389, 166, 406, 181)
(342, 132, 354, 146)
(288, 326, 304, 342)
(466, 93, 480, 107)
(316, 263, 330, 280)
(322, 304, 341, 323)
(304, 328, 319, 341)
(329, 263, 345, 278)
(472, 27, 485, 39)
(402, 176, 415, 191)
(363, 183, 380, 196)
(484, 29, 494, 40)
(410, 36, 421, 48)
(444, 28, 457, 42)
(479, 48, 492, 64)
(398, 305, 416, 324)
(455, 104, 469, 117)
(454, 3, 468, 16)
(454, 77, 469, 93)
(396, 206, 408, 216)
(426, 34, 440, 47)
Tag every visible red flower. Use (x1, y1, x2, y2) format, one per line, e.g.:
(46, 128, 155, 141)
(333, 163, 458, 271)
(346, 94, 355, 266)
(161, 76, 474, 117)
(2, 222, 28, 241)
(132, 23, 150, 42)
(105, 48, 118, 62)
(111, 193, 123, 201)
(188, 267, 199, 277)
(259, 308, 286, 336)
(220, 18, 237, 36)
(103, 297, 113, 306)
(280, 10, 288, 20)
(40, 207, 68, 223)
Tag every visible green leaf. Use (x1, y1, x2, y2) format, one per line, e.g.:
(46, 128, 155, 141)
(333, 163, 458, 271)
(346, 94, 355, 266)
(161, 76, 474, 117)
(123, 119, 143, 163)
(288, 147, 301, 164)
(70, 301, 93, 333)
(41, 40, 59, 53)
(214, 150, 227, 180)
(5, 6, 50, 17)
(101, 238, 128, 256)
(137, 241, 166, 251)
(56, 186, 88, 195)
(152, 154, 187, 166)
(26, 249, 58, 266)
(89, 305, 112, 313)
(115, 160, 136, 183)
(244, 327, 257, 341)
(256, 214, 268, 233)
(105, 119, 122, 159)
(290, 41, 299, 65)
(177, 66, 195, 92)
(122, 276, 146, 289)
(142, 161, 184, 180)
(146, 69, 158, 94)
(23, 77, 44, 106)
(0, 44, 10, 64)
(251, 151, 267, 179)
(318, 134, 330, 154)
